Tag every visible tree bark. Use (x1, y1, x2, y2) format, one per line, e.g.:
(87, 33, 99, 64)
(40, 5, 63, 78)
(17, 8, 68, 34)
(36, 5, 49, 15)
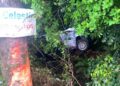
(0, 0, 29, 8)
(0, 0, 33, 86)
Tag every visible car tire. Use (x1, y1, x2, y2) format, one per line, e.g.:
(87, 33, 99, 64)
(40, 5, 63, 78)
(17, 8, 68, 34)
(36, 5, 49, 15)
(76, 37, 88, 51)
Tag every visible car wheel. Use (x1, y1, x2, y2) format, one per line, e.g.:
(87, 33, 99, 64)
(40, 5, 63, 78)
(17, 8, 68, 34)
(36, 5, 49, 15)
(77, 38, 88, 51)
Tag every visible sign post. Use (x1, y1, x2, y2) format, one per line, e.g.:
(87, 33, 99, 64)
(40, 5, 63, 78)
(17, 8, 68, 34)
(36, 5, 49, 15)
(0, 0, 35, 86)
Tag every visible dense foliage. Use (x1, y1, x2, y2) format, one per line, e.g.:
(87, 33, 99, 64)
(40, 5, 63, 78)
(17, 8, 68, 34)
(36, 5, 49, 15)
(22, 0, 120, 86)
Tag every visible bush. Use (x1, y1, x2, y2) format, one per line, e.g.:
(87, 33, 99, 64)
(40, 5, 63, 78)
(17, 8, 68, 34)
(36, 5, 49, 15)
(86, 55, 120, 86)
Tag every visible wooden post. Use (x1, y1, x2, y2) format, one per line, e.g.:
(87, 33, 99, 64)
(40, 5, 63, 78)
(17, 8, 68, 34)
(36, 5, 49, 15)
(0, 0, 33, 86)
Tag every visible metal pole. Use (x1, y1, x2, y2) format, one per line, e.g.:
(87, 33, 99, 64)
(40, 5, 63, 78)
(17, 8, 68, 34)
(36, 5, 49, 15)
(0, 0, 33, 86)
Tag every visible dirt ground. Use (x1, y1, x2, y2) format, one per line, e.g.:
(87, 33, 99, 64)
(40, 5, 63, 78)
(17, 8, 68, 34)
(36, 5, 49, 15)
(31, 67, 65, 86)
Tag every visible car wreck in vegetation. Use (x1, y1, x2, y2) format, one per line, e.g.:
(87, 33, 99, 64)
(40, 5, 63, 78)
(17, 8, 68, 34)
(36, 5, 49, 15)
(0, 0, 119, 86)
(60, 28, 89, 51)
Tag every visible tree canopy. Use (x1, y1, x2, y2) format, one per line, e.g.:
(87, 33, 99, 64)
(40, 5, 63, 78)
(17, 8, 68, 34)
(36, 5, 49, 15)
(22, 0, 120, 86)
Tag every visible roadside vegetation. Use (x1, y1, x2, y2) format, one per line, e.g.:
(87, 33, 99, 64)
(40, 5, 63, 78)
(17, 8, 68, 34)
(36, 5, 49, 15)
(0, 0, 118, 86)
(22, 0, 120, 86)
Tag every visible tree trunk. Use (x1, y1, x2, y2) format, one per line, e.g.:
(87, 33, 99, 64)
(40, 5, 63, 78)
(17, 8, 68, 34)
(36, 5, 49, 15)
(0, 0, 33, 86)
(0, 0, 28, 8)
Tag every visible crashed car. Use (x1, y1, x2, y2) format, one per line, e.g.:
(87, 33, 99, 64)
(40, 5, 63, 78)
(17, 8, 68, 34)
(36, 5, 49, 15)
(60, 28, 89, 51)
